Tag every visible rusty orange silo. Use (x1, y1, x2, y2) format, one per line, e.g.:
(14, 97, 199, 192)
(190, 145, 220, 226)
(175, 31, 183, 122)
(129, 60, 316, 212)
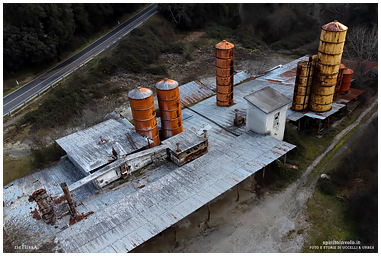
(339, 68, 354, 94)
(155, 78, 183, 139)
(333, 63, 346, 100)
(310, 20, 348, 112)
(128, 87, 160, 147)
(215, 40, 234, 107)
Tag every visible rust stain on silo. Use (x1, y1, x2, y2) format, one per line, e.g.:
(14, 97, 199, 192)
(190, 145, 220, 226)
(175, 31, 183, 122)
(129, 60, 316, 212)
(128, 87, 160, 147)
(310, 20, 348, 112)
(215, 40, 234, 107)
(155, 78, 183, 139)
(333, 63, 345, 100)
(339, 68, 354, 95)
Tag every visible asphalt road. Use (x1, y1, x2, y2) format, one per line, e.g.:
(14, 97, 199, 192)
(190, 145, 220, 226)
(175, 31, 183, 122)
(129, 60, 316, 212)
(3, 3, 158, 116)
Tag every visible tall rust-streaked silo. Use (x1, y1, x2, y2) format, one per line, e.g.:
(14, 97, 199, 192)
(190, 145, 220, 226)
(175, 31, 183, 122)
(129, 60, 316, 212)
(333, 63, 346, 100)
(215, 40, 234, 107)
(128, 87, 160, 147)
(339, 68, 354, 94)
(155, 78, 183, 139)
(291, 57, 315, 111)
(310, 20, 348, 112)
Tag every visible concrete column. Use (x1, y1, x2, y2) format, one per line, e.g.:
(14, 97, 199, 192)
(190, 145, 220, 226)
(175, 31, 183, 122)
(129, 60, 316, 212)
(236, 184, 240, 202)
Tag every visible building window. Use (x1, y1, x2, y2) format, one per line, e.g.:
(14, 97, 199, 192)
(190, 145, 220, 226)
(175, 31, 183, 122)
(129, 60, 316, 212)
(273, 112, 280, 129)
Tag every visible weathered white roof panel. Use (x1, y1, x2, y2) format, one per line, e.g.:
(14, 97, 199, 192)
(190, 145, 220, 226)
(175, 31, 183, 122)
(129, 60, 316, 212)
(56, 119, 147, 173)
(244, 86, 291, 114)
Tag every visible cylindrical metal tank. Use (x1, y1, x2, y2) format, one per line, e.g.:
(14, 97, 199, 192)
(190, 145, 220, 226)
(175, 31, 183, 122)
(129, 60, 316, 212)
(215, 40, 234, 107)
(339, 68, 354, 94)
(291, 58, 315, 111)
(128, 87, 160, 147)
(310, 20, 348, 112)
(155, 78, 183, 139)
(333, 63, 346, 100)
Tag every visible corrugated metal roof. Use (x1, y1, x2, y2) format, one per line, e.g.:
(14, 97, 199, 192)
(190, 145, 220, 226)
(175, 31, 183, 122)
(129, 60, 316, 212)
(250, 56, 366, 121)
(55, 130, 294, 252)
(164, 129, 206, 153)
(50, 82, 296, 252)
(56, 119, 147, 173)
(178, 72, 251, 107)
(179, 81, 215, 107)
(244, 86, 290, 114)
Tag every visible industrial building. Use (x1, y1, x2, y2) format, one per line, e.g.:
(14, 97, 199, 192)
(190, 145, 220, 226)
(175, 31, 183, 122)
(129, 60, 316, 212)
(3, 20, 377, 253)
(244, 86, 290, 141)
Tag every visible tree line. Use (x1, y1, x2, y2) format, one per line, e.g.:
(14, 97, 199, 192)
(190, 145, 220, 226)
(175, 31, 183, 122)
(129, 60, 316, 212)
(159, 3, 377, 58)
(3, 3, 143, 77)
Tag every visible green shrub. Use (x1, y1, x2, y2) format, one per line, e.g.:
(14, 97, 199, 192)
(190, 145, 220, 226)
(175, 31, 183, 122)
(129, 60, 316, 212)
(31, 143, 65, 169)
(283, 123, 304, 157)
(147, 65, 168, 76)
(185, 52, 194, 61)
(161, 42, 185, 54)
(272, 31, 318, 50)
(98, 56, 118, 75)
(236, 31, 264, 50)
(317, 178, 335, 196)
(207, 25, 234, 41)
(97, 27, 162, 74)
(274, 160, 300, 183)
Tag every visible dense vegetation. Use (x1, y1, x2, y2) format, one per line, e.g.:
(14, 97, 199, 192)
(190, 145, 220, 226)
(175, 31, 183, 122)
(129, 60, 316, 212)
(313, 117, 378, 252)
(17, 24, 170, 131)
(4, 3, 377, 79)
(159, 3, 378, 56)
(3, 3, 143, 77)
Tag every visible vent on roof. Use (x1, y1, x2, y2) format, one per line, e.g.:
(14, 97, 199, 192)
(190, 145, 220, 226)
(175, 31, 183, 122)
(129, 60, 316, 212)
(98, 136, 109, 145)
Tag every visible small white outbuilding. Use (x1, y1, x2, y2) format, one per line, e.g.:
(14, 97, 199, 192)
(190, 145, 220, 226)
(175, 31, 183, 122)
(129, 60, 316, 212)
(244, 86, 290, 141)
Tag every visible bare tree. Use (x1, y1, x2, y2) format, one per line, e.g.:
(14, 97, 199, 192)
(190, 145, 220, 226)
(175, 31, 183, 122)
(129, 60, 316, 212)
(269, 4, 295, 37)
(344, 25, 378, 75)
(158, 4, 192, 26)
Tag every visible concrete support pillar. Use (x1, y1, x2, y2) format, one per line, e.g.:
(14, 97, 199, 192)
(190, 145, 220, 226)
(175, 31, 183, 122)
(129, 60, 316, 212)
(173, 224, 177, 242)
(283, 153, 287, 166)
(235, 184, 240, 202)
(207, 203, 211, 222)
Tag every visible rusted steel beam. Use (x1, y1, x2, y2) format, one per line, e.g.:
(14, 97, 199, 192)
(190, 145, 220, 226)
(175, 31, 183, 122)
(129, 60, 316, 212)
(60, 182, 78, 217)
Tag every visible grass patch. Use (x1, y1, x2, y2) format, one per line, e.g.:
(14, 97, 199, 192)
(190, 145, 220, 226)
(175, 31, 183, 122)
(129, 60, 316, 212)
(303, 111, 377, 252)
(147, 65, 168, 76)
(206, 25, 234, 41)
(304, 193, 357, 252)
(30, 143, 66, 169)
(3, 154, 34, 186)
(132, 163, 152, 177)
(161, 42, 185, 54)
